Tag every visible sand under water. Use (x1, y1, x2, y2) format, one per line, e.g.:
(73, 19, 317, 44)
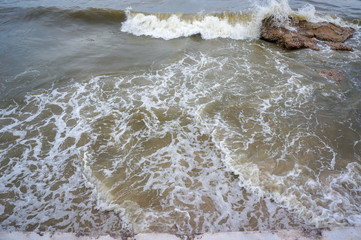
(0, 0, 361, 235)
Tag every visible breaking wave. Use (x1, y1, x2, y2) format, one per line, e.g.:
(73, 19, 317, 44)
(6, 0, 355, 40)
(120, 0, 340, 40)
(1, 0, 361, 234)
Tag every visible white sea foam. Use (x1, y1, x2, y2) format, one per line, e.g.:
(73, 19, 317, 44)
(195, 47, 361, 227)
(88, 46, 361, 231)
(120, 0, 329, 40)
(121, 10, 259, 40)
(75, 55, 290, 233)
(1, 36, 360, 233)
(0, 49, 310, 233)
(0, 79, 127, 233)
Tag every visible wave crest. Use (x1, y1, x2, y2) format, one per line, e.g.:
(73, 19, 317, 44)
(120, 0, 322, 40)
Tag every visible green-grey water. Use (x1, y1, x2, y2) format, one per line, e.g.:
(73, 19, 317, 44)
(1, 0, 361, 235)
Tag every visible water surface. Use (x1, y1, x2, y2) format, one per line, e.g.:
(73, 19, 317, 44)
(1, 0, 361, 235)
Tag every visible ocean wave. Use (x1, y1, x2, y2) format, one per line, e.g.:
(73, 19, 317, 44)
(3, 0, 356, 38)
(3, 6, 127, 24)
(120, 0, 326, 40)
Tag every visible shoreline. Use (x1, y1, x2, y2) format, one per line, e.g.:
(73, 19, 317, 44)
(1, 227, 361, 240)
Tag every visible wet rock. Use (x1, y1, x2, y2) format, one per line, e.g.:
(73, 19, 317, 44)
(324, 41, 354, 51)
(316, 69, 345, 82)
(260, 16, 355, 51)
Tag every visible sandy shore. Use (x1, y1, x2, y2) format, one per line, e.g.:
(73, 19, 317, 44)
(1, 227, 361, 240)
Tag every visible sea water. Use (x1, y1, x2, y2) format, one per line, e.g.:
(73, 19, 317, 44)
(0, 0, 361, 235)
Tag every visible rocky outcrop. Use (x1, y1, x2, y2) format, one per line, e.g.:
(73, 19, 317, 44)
(324, 41, 354, 51)
(316, 69, 345, 82)
(260, 16, 355, 51)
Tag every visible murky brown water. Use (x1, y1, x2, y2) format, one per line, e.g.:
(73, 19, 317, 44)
(1, 0, 361, 235)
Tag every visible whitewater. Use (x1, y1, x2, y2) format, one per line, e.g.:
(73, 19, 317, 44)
(0, 0, 361, 235)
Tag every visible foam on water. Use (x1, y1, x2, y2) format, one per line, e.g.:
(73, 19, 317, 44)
(120, 0, 329, 40)
(195, 45, 361, 227)
(0, 86, 127, 233)
(121, 10, 258, 40)
(0, 47, 312, 233)
(1, 1, 361, 231)
(74, 52, 307, 233)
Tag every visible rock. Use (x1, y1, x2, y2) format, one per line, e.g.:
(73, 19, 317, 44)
(298, 21, 354, 42)
(324, 41, 354, 51)
(260, 16, 355, 51)
(316, 69, 345, 82)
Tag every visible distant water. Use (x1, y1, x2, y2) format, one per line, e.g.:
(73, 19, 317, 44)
(1, 0, 361, 235)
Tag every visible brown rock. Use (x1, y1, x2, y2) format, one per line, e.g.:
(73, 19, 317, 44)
(324, 41, 353, 51)
(260, 17, 319, 50)
(316, 69, 345, 82)
(297, 21, 355, 42)
(260, 16, 355, 51)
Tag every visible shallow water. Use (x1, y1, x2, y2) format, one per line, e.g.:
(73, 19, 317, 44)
(0, 0, 361, 235)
